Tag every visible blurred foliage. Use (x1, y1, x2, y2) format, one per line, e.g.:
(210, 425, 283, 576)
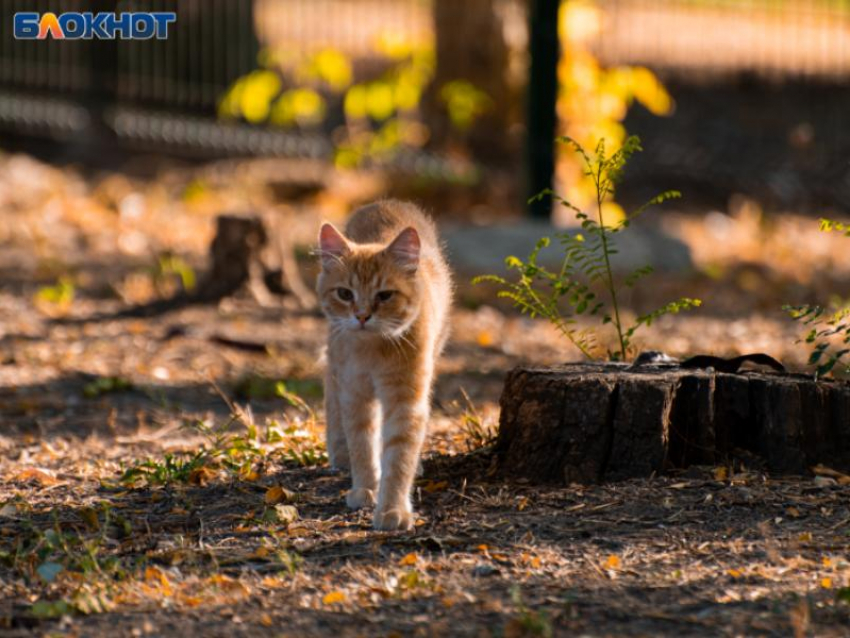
(786, 219, 850, 378)
(35, 276, 75, 314)
(440, 80, 493, 131)
(475, 136, 700, 361)
(557, 0, 674, 219)
(83, 376, 133, 399)
(150, 252, 196, 296)
(218, 32, 491, 168)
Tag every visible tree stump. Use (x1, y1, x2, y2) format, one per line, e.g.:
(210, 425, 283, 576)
(495, 363, 850, 484)
(78, 212, 316, 322)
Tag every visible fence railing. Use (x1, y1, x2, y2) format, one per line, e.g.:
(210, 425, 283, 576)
(0, 0, 848, 173)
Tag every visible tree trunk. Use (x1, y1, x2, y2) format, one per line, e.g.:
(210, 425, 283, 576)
(496, 363, 850, 484)
(427, 0, 514, 160)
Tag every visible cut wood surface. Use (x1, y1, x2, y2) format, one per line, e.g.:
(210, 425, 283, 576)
(496, 363, 850, 484)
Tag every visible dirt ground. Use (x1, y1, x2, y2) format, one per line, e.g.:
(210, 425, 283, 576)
(1, 153, 850, 637)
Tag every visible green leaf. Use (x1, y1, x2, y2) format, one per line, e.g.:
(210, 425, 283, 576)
(30, 599, 73, 619)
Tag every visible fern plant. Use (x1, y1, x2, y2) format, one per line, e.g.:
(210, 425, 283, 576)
(474, 136, 701, 361)
(785, 218, 850, 378)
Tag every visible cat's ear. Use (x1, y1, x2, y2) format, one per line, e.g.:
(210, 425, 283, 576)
(385, 227, 420, 272)
(318, 223, 350, 268)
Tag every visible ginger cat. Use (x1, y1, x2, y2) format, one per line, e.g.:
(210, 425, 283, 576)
(317, 200, 452, 531)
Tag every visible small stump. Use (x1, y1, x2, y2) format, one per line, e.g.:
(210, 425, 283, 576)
(496, 363, 850, 484)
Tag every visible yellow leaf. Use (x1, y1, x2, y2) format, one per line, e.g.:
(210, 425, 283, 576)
(476, 331, 494, 347)
(399, 552, 418, 566)
(517, 496, 529, 512)
(605, 555, 621, 570)
(728, 568, 742, 578)
(261, 576, 285, 589)
(179, 595, 203, 608)
(821, 577, 833, 589)
(423, 480, 448, 494)
(242, 469, 260, 482)
(322, 591, 346, 605)
(799, 532, 813, 542)
(209, 574, 233, 586)
(822, 557, 833, 567)
(713, 466, 728, 481)
(144, 566, 173, 597)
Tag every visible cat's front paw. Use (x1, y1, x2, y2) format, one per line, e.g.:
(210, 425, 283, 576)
(346, 487, 376, 510)
(373, 507, 415, 531)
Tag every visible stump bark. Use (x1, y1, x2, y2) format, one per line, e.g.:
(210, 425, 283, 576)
(496, 363, 850, 484)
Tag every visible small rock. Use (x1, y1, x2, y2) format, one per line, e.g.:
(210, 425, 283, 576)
(814, 476, 838, 488)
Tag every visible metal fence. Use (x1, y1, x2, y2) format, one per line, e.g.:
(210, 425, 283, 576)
(593, 0, 850, 80)
(0, 0, 848, 187)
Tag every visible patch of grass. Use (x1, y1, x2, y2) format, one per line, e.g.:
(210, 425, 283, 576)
(507, 586, 553, 637)
(120, 452, 208, 486)
(458, 389, 496, 452)
(474, 136, 700, 361)
(121, 385, 326, 488)
(83, 376, 133, 399)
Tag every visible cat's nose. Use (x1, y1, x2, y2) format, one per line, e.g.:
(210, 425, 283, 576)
(356, 313, 372, 326)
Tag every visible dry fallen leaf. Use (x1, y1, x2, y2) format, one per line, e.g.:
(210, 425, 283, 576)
(811, 464, 850, 485)
(322, 591, 346, 605)
(12, 468, 61, 486)
(422, 480, 448, 494)
(188, 465, 217, 486)
(272, 504, 299, 524)
(605, 555, 621, 570)
(821, 577, 833, 589)
(264, 486, 297, 505)
(399, 552, 418, 566)
(144, 566, 173, 597)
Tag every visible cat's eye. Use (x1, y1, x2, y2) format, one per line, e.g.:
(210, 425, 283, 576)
(336, 287, 354, 302)
(375, 290, 394, 303)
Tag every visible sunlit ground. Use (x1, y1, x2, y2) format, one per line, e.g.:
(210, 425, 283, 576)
(1, 152, 849, 635)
